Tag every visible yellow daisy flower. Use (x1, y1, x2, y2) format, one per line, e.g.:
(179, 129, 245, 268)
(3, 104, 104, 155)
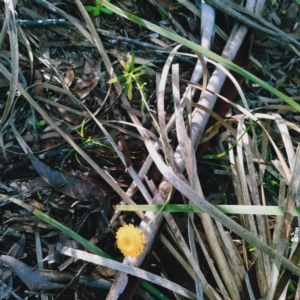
(116, 224, 146, 257)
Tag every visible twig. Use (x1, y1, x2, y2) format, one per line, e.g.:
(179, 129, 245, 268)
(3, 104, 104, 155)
(2, 18, 71, 26)
(97, 28, 170, 51)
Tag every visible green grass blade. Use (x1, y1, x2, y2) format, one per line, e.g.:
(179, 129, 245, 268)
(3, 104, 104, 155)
(140, 281, 172, 300)
(33, 208, 111, 258)
(115, 204, 300, 216)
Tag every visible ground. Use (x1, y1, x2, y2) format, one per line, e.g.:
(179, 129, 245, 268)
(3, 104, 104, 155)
(0, 0, 300, 299)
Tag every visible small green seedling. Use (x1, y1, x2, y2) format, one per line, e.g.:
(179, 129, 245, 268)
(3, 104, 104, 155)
(60, 118, 115, 171)
(84, 0, 113, 17)
(247, 246, 256, 252)
(109, 53, 149, 113)
(37, 191, 43, 200)
(35, 119, 46, 128)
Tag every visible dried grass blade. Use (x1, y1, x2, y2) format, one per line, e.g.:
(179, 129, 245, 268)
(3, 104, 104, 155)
(172, 62, 204, 298)
(0, 0, 19, 157)
(147, 179, 219, 299)
(173, 63, 193, 182)
(34, 96, 88, 117)
(17, 26, 34, 84)
(183, 63, 291, 183)
(187, 218, 203, 299)
(243, 123, 272, 283)
(243, 268, 256, 300)
(260, 119, 271, 176)
(272, 181, 286, 248)
(272, 243, 300, 298)
(267, 146, 300, 299)
(61, 246, 196, 299)
(141, 134, 300, 277)
(273, 113, 295, 170)
(192, 103, 237, 138)
(175, 65, 241, 298)
(191, 219, 229, 298)
(215, 222, 244, 289)
(158, 234, 197, 280)
(284, 120, 300, 134)
(152, 186, 212, 297)
(173, 63, 240, 298)
(194, 91, 291, 182)
(271, 159, 290, 184)
(193, 51, 209, 104)
(157, 45, 181, 170)
(236, 117, 269, 296)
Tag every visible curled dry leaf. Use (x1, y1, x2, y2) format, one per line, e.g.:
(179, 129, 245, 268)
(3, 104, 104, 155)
(64, 69, 75, 87)
(28, 153, 106, 203)
(0, 255, 71, 291)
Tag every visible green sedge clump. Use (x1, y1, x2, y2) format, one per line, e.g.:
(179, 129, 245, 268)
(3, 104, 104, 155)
(109, 53, 149, 113)
(84, 0, 113, 17)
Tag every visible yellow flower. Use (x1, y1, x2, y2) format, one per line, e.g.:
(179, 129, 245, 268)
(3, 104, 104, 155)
(116, 224, 146, 257)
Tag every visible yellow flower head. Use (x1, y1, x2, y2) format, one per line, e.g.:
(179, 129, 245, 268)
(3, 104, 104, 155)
(116, 224, 146, 257)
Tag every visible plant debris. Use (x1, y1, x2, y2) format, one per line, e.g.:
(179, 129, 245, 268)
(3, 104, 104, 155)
(0, 0, 300, 299)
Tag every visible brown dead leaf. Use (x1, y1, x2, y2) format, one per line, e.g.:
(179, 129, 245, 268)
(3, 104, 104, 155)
(21, 177, 52, 193)
(28, 153, 106, 203)
(64, 69, 74, 87)
(28, 199, 45, 210)
(33, 70, 43, 96)
(74, 71, 99, 99)
(78, 78, 99, 99)
(0, 255, 72, 291)
(118, 136, 132, 167)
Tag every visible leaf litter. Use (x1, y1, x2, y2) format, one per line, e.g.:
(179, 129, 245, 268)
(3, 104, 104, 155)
(0, 0, 300, 299)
